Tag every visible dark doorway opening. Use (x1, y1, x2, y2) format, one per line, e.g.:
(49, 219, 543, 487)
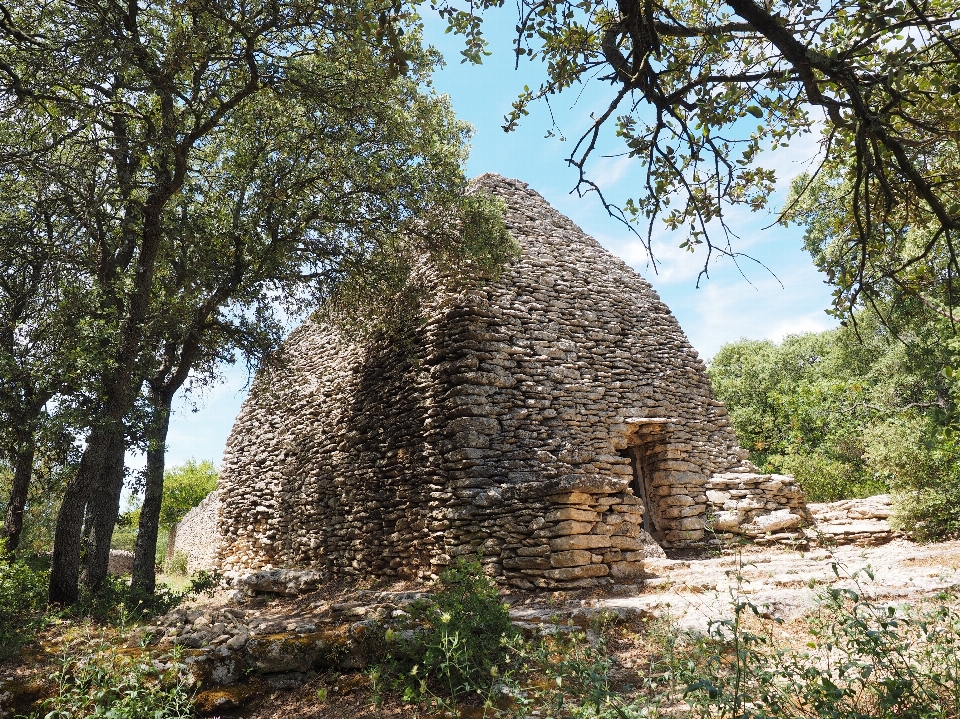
(618, 446, 658, 540)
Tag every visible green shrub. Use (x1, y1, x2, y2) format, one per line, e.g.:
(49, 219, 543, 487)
(168, 551, 188, 576)
(110, 524, 138, 552)
(183, 569, 222, 597)
(0, 554, 50, 659)
(159, 460, 218, 528)
(864, 415, 960, 540)
(383, 557, 515, 707)
(771, 451, 886, 502)
(36, 640, 194, 719)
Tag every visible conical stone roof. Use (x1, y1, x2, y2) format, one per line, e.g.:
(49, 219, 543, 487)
(216, 174, 800, 589)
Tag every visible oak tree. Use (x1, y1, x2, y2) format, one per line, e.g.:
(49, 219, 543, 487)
(438, 0, 960, 296)
(0, 0, 510, 603)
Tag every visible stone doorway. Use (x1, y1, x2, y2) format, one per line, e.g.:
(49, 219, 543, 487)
(619, 444, 661, 543)
(617, 417, 677, 546)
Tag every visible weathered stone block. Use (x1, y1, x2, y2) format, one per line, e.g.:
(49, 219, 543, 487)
(516, 545, 551, 557)
(664, 529, 705, 543)
(610, 561, 644, 580)
(545, 520, 595, 536)
(546, 508, 600, 522)
(608, 536, 643, 550)
(544, 564, 610, 580)
(708, 510, 744, 532)
(246, 631, 346, 674)
(503, 556, 551, 570)
(549, 492, 597, 505)
(549, 535, 612, 551)
(706, 490, 731, 503)
(745, 509, 802, 534)
(550, 550, 593, 568)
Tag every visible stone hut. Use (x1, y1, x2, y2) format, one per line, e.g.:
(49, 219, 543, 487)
(214, 174, 808, 590)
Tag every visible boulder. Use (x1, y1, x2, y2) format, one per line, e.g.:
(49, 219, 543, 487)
(239, 569, 322, 596)
(745, 509, 802, 535)
(245, 631, 346, 674)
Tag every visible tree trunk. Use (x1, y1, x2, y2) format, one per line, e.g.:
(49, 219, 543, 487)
(131, 390, 173, 594)
(82, 430, 127, 591)
(49, 426, 110, 604)
(2, 440, 37, 554)
(47, 127, 185, 603)
(2, 397, 52, 555)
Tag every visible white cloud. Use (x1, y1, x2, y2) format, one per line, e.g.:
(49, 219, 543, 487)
(590, 155, 634, 188)
(765, 311, 837, 343)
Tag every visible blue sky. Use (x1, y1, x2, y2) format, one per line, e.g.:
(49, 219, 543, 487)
(153, 9, 839, 471)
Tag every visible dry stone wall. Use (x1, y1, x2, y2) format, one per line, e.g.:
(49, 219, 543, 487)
(706, 473, 810, 541)
(216, 174, 804, 590)
(170, 490, 221, 574)
(806, 494, 897, 545)
(107, 549, 134, 576)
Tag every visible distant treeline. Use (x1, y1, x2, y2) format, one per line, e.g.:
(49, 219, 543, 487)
(709, 312, 960, 540)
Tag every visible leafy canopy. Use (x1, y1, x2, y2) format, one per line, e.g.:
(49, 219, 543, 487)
(0, 0, 515, 601)
(158, 460, 218, 529)
(435, 0, 960, 300)
(121, 459, 217, 531)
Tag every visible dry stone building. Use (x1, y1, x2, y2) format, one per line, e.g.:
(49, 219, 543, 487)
(213, 174, 808, 589)
(166, 490, 221, 573)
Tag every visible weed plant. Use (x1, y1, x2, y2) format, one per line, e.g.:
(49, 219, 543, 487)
(168, 551, 189, 577)
(369, 557, 960, 719)
(377, 557, 516, 711)
(684, 562, 960, 719)
(0, 554, 50, 659)
(501, 621, 624, 718)
(35, 639, 194, 719)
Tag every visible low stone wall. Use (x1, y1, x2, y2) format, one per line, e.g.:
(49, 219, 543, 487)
(107, 549, 134, 576)
(705, 473, 811, 541)
(806, 494, 897, 545)
(169, 490, 221, 574)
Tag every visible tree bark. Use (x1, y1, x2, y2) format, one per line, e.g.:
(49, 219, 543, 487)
(131, 389, 173, 594)
(48, 427, 110, 604)
(2, 394, 53, 555)
(2, 439, 37, 554)
(82, 430, 127, 591)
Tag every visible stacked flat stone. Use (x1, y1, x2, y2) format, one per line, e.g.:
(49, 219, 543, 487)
(107, 549, 135, 576)
(215, 174, 801, 590)
(705, 473, 811, 542)
(806, 495, 897, 546)
(173, 490, 221, 573)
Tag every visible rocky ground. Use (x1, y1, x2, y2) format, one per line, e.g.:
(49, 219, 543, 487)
(3, 495, 956, 718)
